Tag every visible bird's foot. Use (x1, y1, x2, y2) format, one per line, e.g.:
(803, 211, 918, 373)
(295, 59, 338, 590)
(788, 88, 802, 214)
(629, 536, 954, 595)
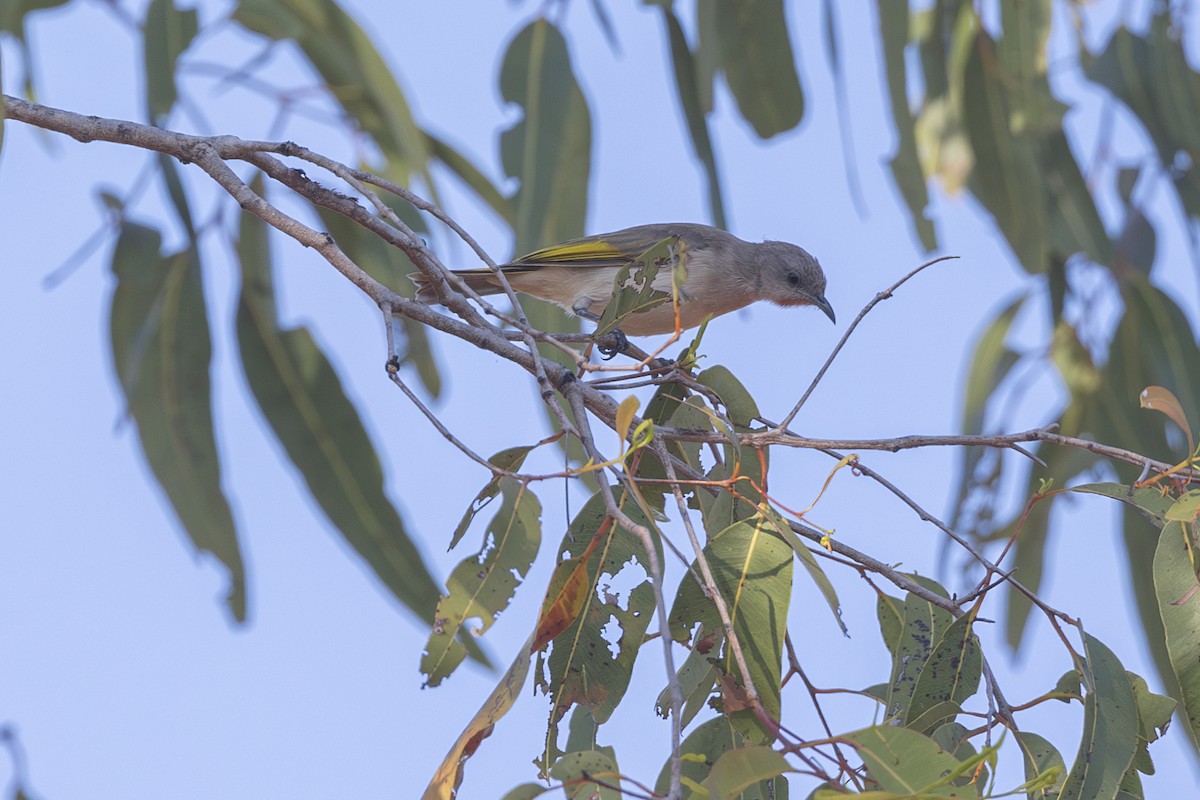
(596, 328, 628, 360)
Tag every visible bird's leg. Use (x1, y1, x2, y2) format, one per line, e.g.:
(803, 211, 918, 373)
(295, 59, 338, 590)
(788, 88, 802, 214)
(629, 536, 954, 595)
(572, 302, 627, 360)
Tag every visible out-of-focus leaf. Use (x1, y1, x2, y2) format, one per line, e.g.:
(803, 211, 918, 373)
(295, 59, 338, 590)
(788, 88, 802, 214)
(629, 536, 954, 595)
(844, 725, 979, 798)
(1016, 731, 1066, 800)
(422, 479, 541, 687)
(109, 222, 245, 620)
(1085, 13, 1200, 225)
(425, 131, 515, 227)
(236, 190, 447, 632)
(705, 746, 790, 799)
(669, 515, 793, 732)
(656, 716, 787, 799)
(710, 0, 804, 139)
(500, 18, 590, 259)
(962, 31, 1045, 273)
(233, 0, 431, 186)
(499, 785, 551, 800)
(1060, 634, 1139, 800)
(1154, 520, 1200, 748)
(876, 0, 936, 250)
(949, 294, 1024, 529)
(0, 0, 70, 38)
(1041, 131, 1112, 266)
(1112, 206, 1157, 276)
(423, 632, 536, 800)
(537, 491, 658, 769)
(1003, 427, 1096, 649)
(316, 204, 441, 396)
(654, 1, 727, 229)
(143, 0, 197, 122)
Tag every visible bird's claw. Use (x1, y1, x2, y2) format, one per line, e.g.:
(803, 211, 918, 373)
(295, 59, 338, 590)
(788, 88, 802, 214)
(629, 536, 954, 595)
(596, 328, 628, 360)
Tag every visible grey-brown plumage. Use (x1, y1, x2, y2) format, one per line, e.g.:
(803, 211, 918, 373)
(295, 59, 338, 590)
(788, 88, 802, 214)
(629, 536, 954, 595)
(412, 223, 834, 336)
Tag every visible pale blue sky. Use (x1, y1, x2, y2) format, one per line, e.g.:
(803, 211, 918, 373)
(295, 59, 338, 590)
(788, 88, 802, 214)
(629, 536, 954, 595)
(3, 1, 1198, 796)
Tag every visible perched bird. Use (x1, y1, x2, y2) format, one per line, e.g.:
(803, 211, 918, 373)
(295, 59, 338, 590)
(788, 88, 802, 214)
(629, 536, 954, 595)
(412, 222, 834, 336)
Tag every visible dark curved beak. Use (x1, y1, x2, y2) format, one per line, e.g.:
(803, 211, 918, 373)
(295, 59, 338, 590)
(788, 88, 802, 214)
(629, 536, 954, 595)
(811, 294, 836, 324)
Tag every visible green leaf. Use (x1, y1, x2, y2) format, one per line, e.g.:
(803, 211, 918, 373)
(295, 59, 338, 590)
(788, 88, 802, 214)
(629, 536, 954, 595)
(550, 749, 622, 799)
(710, 0, 804, 138)
(1015, 731, 1066, 800)
(1127, 671, 1176, 774)
(109, 223, 245, 620)
(422, 479, 541, 687)
(0, 0, 70, 38)
(656, 716, 787, 799)
(759, 508, 843, 633)
(499, 18, 591, 258)
(595, 236, 681, 337)
(876, 592, 905, 656)
(1067, 483, 1176, 528)
(876, 0, 936, 250)
(538, 491, 659, 768)
(655, 624, 721, 729)
(235, 190, 447, 632)
(962, 31, 1046, 273)
(1153, 520, 1200, 749)
(143, 0, 197, 122)
(883, 588, 955, 724)
(845, 725, 979, 798)
(705, 746, 790, 799)
(696, 365, 760, 429)
(655, 2, 727, 228)
(669, 515, 793, 729)
(233, 0, 431, 185)
(450, 445, 536, 548)
(1060, 634, 1139, 800)
(904, 612, 982, 732)
(499, 784, 552, 800)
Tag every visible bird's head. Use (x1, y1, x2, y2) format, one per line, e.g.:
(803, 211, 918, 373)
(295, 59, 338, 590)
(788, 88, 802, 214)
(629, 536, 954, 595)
(756, 241, 836, 324)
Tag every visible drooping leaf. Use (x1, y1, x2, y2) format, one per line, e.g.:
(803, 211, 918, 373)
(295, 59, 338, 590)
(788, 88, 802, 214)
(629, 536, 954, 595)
(876, 0, 936, 250)
(1059, 634, 1139, 800)
(696, 365, 760, 429)
(423, 632, 537, 800)
(655, 623, 721, 729)
(233, 0, 431, 186)
(450, 445, 536, 548)
(653, 1, 727, 228)
(537, 491, 659, 769)
(499, 18, 591, 259)
(709, 0, 804, 139)
(422, 479, 541, 687)
(1067, 483, 1176, 528)
(143, 0, 197, 122)
(235, 188, 448, 633)
(1126, 671, 1176, 775)
(550, 749, 622, 800)
(109, 222, 245, 620)
(669, 514, 793, 734)
(883, 586, 955, 723)
(1153, 520, 1200, 749)
(904, 611, 982, 732)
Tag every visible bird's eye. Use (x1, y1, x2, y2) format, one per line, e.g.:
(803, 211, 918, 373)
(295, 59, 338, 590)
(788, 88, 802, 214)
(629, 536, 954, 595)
(786, 271, 800, 286)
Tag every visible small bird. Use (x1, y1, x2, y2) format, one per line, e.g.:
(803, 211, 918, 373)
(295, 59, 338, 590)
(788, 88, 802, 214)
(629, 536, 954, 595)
(412, 222, 835, 336)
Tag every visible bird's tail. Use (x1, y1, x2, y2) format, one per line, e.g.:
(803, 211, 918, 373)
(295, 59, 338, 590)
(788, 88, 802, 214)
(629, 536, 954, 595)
(411, 269, 503, 304)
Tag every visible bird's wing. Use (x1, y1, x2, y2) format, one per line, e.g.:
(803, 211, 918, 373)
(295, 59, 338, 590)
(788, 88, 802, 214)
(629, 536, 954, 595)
(506, 227, 681, 271)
